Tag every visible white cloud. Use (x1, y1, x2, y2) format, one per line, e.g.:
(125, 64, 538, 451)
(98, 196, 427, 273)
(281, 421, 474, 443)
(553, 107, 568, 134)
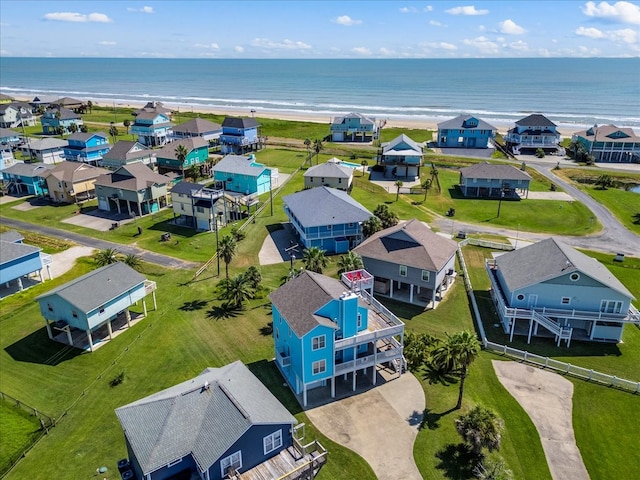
(250, 38, 312, 50)
(98, 41, 117, 46)
(576, 26, 605, 38)
(445, 5, 489, 16)
(424, 41, 458, 50)
(44, 12, 112, 23)
(424, 6, 434, 12)
(234, 46, 244, 53)
(352, 47, 372, 55)
(127, 6, 154, 14)
(334, 15, 362, 26)
(429, 20, 445, 27)
(499, 19, 525, 34)
(581, 1, 640, 25)
(378, 47, 396, 56)
(194, 43, 220, 49)
(399, 7, 417, 13)
(463, 36, 499, 54)
(576, 26, 637, 43)
(0, 49, 11, 56)
(508, 40, 529, 51)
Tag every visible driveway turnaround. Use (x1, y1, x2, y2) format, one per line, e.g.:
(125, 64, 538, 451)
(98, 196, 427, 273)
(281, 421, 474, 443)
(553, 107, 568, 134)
(306, 371, 425, 480)
(493, 361, 590, 480)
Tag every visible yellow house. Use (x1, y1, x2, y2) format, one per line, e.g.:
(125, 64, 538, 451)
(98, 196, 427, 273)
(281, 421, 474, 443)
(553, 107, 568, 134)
(44, 161, 109, 204)
(0, 94, 14, 104)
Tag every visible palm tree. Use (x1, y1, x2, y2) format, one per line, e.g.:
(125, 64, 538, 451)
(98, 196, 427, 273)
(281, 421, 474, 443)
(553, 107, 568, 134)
(394, 180, 404, 201)
(68, 122, 78, 135)
(55, 126, 64, 138)
(313, 139, 323, 165)
(304, 138, 311, 164)
(109, 123, 119, 142)
(218, 235, 237, 279)
(123, 119, 131, 136)
(175, 144, 188, 178)
(430, 331, 481, 409)
(337, 251, 363, 274)
(373, 204, 398, 229)
(220, 274, 254, 309)
(80, 124, 89, 133)
(243, 265, 262, 289)
(362, 215, 382, 237)
(94, 248, 121, 266)
(87, 100, 93, 113)
(360, 159, 368, 176)
(422, 179, 432, 202)
(455, 405, 504, 455)
(302, 246, 328, 274)
(186, 165, 199, 182)
(122, 253, 143, 271)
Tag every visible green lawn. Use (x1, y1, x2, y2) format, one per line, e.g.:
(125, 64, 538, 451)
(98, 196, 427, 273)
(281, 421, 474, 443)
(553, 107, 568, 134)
(0, 401, 43, 477)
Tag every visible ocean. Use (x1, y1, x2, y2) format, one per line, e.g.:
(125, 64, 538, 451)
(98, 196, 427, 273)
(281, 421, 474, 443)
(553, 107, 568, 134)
(1, 57, 639, 129)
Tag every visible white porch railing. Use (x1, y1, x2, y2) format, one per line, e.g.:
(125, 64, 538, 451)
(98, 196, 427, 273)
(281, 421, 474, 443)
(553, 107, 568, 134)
(144, 280, 157, 294)
(276, 349, 291, 367)
(334, 346, 403, 375)
(335, 325, 404, 349)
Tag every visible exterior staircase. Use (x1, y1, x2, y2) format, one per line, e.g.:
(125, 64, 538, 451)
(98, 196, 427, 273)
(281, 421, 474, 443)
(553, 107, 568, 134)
(530, 310, 573, 347)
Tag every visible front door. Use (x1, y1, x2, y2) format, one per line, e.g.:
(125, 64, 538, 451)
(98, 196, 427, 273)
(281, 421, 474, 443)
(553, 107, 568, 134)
(527, 294, 538, 308)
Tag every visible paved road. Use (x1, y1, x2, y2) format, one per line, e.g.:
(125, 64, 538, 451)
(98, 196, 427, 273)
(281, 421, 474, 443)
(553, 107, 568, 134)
(1, 217, 199, 269)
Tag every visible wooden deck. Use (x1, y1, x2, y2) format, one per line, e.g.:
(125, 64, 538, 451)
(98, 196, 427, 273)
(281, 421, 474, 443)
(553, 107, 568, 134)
(236, 446, 326, 480)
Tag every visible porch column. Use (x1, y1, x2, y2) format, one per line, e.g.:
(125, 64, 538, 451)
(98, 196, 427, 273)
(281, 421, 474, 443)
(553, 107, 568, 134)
(127, 201, 132, 216)
(143, 299, 148, 317)
(509, 319, 515, 342)
(152, 291, 157, 310)
(352, 371, 357, 392)
(389, 280, 394, 298)
(17, 277, 23, 291)
(331, 377, 335, 398)
(65, 327, 73, 346)
(38, 270, 44, 282)
(44, 319, 53, 339)
(86, 329, 94, 352)
(125, 309, 131, 327)
(303, 384, 307, 407)
(107, 320, 113, 340)
(409, 284, 414, 303)
(373, 346, 377, 386)
(527, 318, 534, 344)
(589, 322, 596, 340)
(534, 322, 539, 335)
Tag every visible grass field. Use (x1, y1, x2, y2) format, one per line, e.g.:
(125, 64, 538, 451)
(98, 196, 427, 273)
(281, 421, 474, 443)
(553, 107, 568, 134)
(0, 400, 43, 477)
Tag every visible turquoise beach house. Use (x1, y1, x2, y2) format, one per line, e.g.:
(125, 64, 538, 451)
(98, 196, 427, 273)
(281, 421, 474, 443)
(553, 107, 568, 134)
(0, 162, 53, 196)
(377, 134, 423, 179)
(437, 114, 497, 148)
(155, 137, 209, 174)
(572, 124, 640, 163)
(0, 230, 52, 294)
(131, 111, 173, 147)
(62, 132, 111, 165)
(213, 154, 272, 195)
(40, 107, 83, 135)
(220, 117, 261, 154)
(270, 270, 405, 407)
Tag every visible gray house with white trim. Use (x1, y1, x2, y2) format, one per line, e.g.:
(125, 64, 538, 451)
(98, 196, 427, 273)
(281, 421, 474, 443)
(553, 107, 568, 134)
(459, 162, 531, 198)
(303, 158, 353, 191)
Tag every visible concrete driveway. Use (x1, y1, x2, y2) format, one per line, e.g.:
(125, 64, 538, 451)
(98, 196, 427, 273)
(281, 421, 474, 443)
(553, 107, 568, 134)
(306, 371, 425, 480)
(258, 223, 301, 266)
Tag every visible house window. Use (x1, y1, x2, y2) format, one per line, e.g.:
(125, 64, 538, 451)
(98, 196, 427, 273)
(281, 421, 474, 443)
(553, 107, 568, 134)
(516, 294, 525, 301)
(321, 178, 325, 182)
(338, 178, 342, 183)
(327, 225, 332, 230)
(312, 360, 326, 375)
(348, 223, 354, 228)
(421, 270, 430, 282)
(99, 306, 105, 314)
(47, 303, 53, 312)
(472, 178, 477, 183)
(399, 265, 407, 277)
(310, 177, 313, 182)
(312, 335, 326, 350)
(263, 430, 283, 455)
(561, 297, 571, 305)
(220, 451, 242, 477)
(275, 327, 279, 339)
(357, 312, 362, 328)
(181, 204, 185, 211)
(167, 459, 182, 468)
(600, 300, 623, 314)
(72, 310, 78, 318)
(570, 273, 580, 282)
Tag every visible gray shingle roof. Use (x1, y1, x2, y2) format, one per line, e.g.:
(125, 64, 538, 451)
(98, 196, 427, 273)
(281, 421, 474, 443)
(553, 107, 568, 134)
(459, 162, 532, 181)
(0, 240, 40, 264)
(95, 163, 171, 191)
(46, 107, 80, 120)
(269, 271, 343, 337)
(304, 160, 353, 179)
(171, 180, 204, 195)
(0, 128, 22, 139)
(37, 262, 146, 313)
(222, 117, 260, 129)
(283, 186, 371, 227)
(102, 141, 154, 162)
(115, 361, 296, 475)
(213, 154, 268, 176)
(173, 118, 222, 135)
(134, 111, 171, 123)
(354, 219, 457, 272)
(45, 161, 109, 183)
(437, 114, 497, 131)
(495, 238, 634, 299)
(381, 134, 422, 155)
(0, 230, 23, 243)
(331, 112, 375, 126)
(156, 137, 208, 160)
(573, 124, 640, 143)
(22, 138, 68, 151)
(67, 132, 107, 142)
(515, 114, 556, 127)
(1, 162, 54, 177)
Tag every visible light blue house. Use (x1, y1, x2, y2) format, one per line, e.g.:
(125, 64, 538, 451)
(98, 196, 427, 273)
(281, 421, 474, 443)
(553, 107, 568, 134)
(40, 107, 83, 135)
(116, 361, 326, 480)
(459, 162, 531, 198)
(487, 238, 639, 346)
(37, 262, 157, 352)
(270, 270, 405, 407)
(130, 111, 173, 147)
(1, 162, 54, 195)
(437, 114, 497, 148)
(1, 230, 52, 294)
(220, 117, 261, 154)
(213, 154, 272, 195)
(63, 132, 112, 165)
(155, 137, 209, 174)
(283, 186, 372, 254)
(330, 113, 380, 142)
(377, 134, 423, 179)
(0, 127, 22, 145)
(572, 124, 640, 163)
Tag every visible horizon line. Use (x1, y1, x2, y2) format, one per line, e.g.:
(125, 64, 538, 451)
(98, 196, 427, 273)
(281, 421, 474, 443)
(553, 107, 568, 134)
(1, 56, 639, 60)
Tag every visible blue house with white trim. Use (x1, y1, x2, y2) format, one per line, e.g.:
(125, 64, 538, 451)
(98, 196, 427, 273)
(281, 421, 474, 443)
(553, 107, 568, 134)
(40, 107, 83, 135)
(0, 230, 52, 294)
(116, 361, 326, 480)
(377, 134, 423, 179)
(437, 114, 497, 148)
(283, 186, 372, 254)
(213, 154, 273, 195)
(131, 112, 173, 147)
(330, 113, 380, 142)
(220, 117, 261, 154)
(63, 132, 111, 165)
(270, 270, 405, 407)
(1, 162, 54, 195)
(155, 137, 209, 174)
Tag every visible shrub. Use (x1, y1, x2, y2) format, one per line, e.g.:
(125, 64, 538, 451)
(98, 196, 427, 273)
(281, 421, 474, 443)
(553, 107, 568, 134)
(535, 148, 545, 158)
(110, 371, 125, 387)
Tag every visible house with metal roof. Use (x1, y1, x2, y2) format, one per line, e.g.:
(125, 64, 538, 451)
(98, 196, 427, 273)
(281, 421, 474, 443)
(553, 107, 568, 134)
(353, 219, 458, 307)
(63, 132, 112, 165)
(270, 270, 405, 407)
(1, 162, 54, 195)
(20, 137, 67, 164)
(36, 262, 157, 352)
(437, 114, 497, 148)
(94, 163, 173, 216)
(487, 238, 639, 346)
(115, 360, 327, 480)
(571, 124, 640, 163)
(220, 117, 262, 154)
(130, 111, 173, 147)
(101, 140, 157, 169)
(283, 186, 372, 254)
(213, 154, 274, 195)
(43, 161, 109, 203)
(155, 137, 209, 174)
(505, 114, 561, 154)
(458, 162, 531, 198)
(376, 134, 423, 179)
(303, 158, 354, 191)
(0, 230, 52, 296)
(330, 113, 381, 142)
(40, 106, 83, 135)
(172, 117, 222, 143)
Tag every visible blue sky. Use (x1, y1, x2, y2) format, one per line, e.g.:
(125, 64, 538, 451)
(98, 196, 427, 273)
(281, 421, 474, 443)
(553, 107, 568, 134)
(1, 1, 638, 58)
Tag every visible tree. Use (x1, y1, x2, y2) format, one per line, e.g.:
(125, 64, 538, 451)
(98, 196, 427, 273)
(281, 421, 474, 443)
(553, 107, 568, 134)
(422, 179, 432, 202)
(109, 123, 119, 142)
(455, 405, 504, 455)
(403, 332, 439, 371)
(430, 330, 481, 409)
(304, 138, 311, 164)
(87, 100, 93, 113)
(123, 119, 131, 135)
(302, 246, 328, 273)
(373, 204, 399, 229)
(94, 248, 121, 266)
(394, 180, 404, 201)
(535, 148, 545, 158)
(313, 139, 323, 165)
(175, 144, 188, 178)
(68, 122, 78, 135)
(231, 225, 246, 242)
(218, 235, 237, 279)
(360, 159, 368, 176)
(220, 274, 254, 309)
(243, 265, 262, 289)
(473, 458, 513, 480)
(362, 215, 382, 237)
(595, 174, 614, 190)
(337, 251, 363, 274)
(186, 165, 199, 182)
(55, 126, 64, 138)
(80, 124, 88, 133)
(122, 253, 143, 271)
